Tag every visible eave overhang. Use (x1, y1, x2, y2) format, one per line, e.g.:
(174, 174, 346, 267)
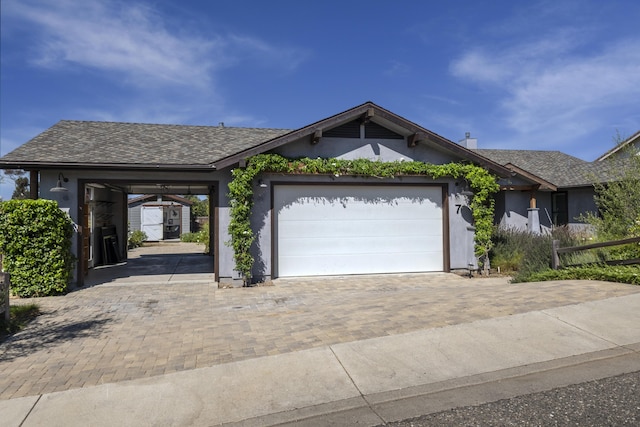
(503, 162, 558, 191)
(0, 160, 216, 172)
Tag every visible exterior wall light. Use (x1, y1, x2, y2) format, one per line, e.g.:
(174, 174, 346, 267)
(456, 180, 474, 197)
(258, 179, 268, 188)
(50, 173, 69, 192)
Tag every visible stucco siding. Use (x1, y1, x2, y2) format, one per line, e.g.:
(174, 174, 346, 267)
(273, 136, 459, 164)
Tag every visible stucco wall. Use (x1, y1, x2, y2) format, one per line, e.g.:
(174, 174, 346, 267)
(274, 137, 459, 164)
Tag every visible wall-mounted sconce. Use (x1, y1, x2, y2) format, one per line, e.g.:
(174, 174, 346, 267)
(257, 179, 268, 188)
(50, 173, 69, 192)
(456, 180, 474, 197)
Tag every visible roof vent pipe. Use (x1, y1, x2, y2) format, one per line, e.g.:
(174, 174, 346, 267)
(459, 132, 477, 150)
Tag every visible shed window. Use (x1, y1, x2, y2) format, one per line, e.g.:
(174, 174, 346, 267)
(552, 192, 568, 225)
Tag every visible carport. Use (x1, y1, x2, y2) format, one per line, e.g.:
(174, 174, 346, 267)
(83, 242, 214, 287)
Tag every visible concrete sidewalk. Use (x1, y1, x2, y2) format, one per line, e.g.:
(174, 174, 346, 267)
(3, 292, 640, 427)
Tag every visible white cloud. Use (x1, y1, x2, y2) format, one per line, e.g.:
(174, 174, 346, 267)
(5, 0, 220, 87)
(451, 33, 640, 141)
(228, 35, 310, 72)
(384, 60, 411, 76)
(4, 0, 308, 88)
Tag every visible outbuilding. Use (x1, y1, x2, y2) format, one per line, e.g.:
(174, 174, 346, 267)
(128, 194, 193, 241)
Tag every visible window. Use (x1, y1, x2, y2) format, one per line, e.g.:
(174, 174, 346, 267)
(551, 192, 568, 225)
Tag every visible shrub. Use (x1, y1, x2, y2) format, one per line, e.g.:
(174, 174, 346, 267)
(180, 223, 209, 253)
(490, 226, 581, 282)
(0, 199, 75, 297)
(128, 230, 147, 249)
(521, 265, 640, 285)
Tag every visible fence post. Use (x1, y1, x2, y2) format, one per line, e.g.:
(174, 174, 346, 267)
(551, 240, 560, 270)
(0, 272, 9, 324)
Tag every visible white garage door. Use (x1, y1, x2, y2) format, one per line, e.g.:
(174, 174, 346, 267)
(275, 185, 444, 277)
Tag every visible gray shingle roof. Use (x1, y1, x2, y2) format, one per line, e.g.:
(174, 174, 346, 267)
(1, 120, 291, 166)
(474, 149, 625, 188)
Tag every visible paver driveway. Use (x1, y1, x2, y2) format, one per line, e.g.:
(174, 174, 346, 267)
(2, 243, 639, 400)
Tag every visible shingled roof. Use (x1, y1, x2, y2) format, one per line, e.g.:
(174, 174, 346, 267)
(0, 102, 513, 177)
(475, 149, 625, 188)
(0, 120, 291, 168)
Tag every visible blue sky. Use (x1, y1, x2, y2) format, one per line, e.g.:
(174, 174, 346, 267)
(1, 0, 639, 200)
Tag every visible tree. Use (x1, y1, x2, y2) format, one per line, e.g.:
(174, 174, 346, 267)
(3, 169, 29, 200)
(183, 195, 208, 217)
(582, 134, 640, 240)
(12, 177, 29, 200)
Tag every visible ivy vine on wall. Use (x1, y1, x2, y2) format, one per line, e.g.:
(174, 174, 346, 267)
(228, 153, 500, 281)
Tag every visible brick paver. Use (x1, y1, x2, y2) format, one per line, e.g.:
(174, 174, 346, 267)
(1, 244, 639, 400)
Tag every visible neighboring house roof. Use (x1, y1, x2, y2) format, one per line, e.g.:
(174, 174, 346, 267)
(0, 121, 290, 170)
(596, 130, 640, 161)
(127, 194, 194, 205)
(475, 149, 624, 188)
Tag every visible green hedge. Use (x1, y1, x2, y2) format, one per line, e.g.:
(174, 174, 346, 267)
(519, 265, 640, 285)
(0, 200, 76, 297)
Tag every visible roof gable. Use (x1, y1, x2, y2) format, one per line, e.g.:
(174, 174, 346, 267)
(596, 130, 640, 161)
(213, 102, 512, 176)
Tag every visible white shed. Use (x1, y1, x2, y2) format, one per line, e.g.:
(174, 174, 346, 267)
(128, 195, 193, 241)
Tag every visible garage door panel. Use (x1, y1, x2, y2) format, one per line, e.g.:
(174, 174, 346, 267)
(279, 199, 441, 221)
(277, 218, 442, 239)
(279, 234, 442, 256)
(275, 185, 444, 277)
(279, 251, 444, 276)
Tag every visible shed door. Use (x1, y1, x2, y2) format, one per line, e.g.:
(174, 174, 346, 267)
(274, 185, 443, 277)
(141, 206, 164, 241)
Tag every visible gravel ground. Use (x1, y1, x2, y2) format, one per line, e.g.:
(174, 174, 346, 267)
(382, 371, 640, 426)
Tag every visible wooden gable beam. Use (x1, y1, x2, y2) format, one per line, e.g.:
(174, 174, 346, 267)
(310, 129, 322, 144)
(408, 132, 427, 147)
(361, 107, 374, 124)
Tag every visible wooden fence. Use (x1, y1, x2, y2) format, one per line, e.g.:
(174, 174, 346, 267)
(551, 236, 640, 270)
